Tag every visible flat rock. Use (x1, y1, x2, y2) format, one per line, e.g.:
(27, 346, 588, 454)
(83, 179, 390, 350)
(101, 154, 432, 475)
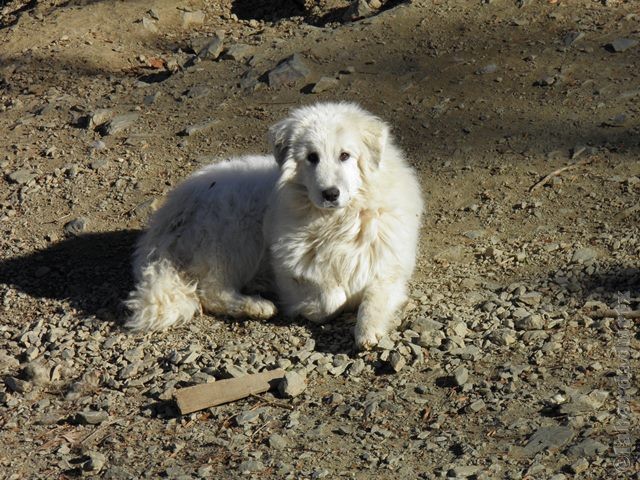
(195, 32, 225, 61)
(607, 38, 638, 53)
(476, 63, 498, 75)
(453, 366, 469, 386)
(563, 31, 584, 47)
(279, 370, 306, 398)
(388, 352, 406, 373)
(568, 438, 607, 458)
(182, 10, 205, 28)
(7, 169, 36, 185)
(223, 44, 254, 62)
(267, 54, 311, 88)
(180, 119, 219, 136)
(521, 426, 574, 457)
(77, 409, 109, 425)
(100, 113, 139, 136)
(311, 76, 339, 94)
(238, 460, 264, 473)
(571, 247, 597, 264)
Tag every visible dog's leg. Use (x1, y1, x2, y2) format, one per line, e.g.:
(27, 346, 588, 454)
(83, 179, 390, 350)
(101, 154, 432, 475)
(279, 277, 347, 323)
(200, 289, 277, 320)
(354, 280, 407, 350)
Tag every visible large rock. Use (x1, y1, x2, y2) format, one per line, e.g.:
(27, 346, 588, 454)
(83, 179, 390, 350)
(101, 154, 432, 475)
(267, 54, 311, 88)
(278, 370, 307, 398)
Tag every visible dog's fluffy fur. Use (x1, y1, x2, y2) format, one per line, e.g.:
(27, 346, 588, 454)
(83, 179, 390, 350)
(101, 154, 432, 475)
(126, 102, 423, 348)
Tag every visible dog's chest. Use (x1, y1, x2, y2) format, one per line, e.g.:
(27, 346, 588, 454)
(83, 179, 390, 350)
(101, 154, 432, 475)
(274, 208, 389, 292)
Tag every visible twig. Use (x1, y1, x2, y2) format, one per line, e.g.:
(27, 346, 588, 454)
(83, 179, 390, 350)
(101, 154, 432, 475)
(529, 157, 593, 192)
(249, 394, 294, 410)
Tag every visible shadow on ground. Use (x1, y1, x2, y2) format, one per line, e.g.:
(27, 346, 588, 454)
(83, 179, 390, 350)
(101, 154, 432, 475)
(0, 230, 139, 322)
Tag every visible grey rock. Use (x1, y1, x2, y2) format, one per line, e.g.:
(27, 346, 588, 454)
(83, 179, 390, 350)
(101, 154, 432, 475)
(195, 32, 225, 61)
(563, 31, 584, 47)
(180, 119, 219, 136)
(348, 358, 365, 376)
(5, 376, 32, 394)
(0, 352, 19, 373)
(90, 158, 108, 170)
(77, 409, 109, 425)
(571, 247, 597, 264)
(559, 390, 609, 414)
(184, 85, 210, 99)
(235, 410, 261, 426)
(489, 329, 517, 346)
(238, 460, 264, 473)
(8, 169, 36, 185)
(521, 426, 574, 457)
(569, 458, 589, 474)
(418, 330, 445, 348)
(376, 336, 395, 350)
(515, 314, 545, 331)
(64, 217, 87, 236)
(467, 399, 486, 413)
(568, 438, 607, 458)
(141, 17, 157, 33)
(144, 92, 161, 105)
(388, 352, 406, 373)
(453, 366, 469, 386)
(607, 38, 638, 53)
(267, 54, 311, 88)
(182, 10, 205, 28)
(311, 77, 339, 94)
(268, 433, 289, 450)
(223, 44, 254, 62)
(448, 465, 480, 477)
(100, 113, 139, 136)
(410, 317, 444, 333)
(343, 0, 374, 22)
(279, 370, 306, 398)
(476, 63, 498, 75)
(85, 109, 113, 129)
(83, 451, 107, 473)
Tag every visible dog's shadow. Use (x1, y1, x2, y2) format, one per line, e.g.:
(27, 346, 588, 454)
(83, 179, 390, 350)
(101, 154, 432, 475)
(0, 229, 356, 354)
(0, 230, 139, 324)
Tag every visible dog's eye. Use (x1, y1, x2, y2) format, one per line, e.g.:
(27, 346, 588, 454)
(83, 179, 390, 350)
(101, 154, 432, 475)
(339, 152, 350, 162)
(306, 153, 319, 164)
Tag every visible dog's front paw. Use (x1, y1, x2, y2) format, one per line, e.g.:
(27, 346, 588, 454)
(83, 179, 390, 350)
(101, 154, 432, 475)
(247, 299, 278, 320)
(354, 324, 386, 350)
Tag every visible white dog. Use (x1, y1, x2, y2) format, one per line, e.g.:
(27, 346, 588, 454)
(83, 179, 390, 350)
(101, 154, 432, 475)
(126, 102, 423, 348)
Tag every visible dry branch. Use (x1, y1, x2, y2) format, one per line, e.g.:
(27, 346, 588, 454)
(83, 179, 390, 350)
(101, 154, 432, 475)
(587, 309, 640, 320)
(530, 157, 593, 192)
(174, 369, 285, 415)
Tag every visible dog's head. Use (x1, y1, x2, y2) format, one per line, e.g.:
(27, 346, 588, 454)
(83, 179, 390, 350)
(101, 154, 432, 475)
(268, 102, 389, 210)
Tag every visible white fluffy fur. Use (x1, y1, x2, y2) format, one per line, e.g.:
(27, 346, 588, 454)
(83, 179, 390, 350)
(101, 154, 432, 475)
(126, 102, 423, 348)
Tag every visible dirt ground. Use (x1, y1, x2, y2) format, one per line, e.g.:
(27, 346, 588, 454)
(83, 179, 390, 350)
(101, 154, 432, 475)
(0, 0, 639, 478)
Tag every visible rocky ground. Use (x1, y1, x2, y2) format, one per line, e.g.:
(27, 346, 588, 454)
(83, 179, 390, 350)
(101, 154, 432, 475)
(0, 0, 639, 478)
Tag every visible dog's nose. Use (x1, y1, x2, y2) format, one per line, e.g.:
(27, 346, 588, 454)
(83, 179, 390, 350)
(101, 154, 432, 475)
(322, 187, 340, 202)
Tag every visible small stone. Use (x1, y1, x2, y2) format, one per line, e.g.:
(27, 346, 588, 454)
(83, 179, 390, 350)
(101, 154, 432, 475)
(90, 158, 108, 170)
(476, 63, 498, 74)
(77, 410, 109, 425)
(235, 410, 261, 427)
(343, 0, 374, 21)
(143, 92, 161, 105)
(311, 77, 339, 94)
(418, 330, 444, 348)
(453, 366, 469, 386)
(607, 38, 638, 53)
(569, 458, 589, 474)
(490, 329, 517, 346)
(376, 336, 395, 350)
(568, 438, 607, 458)
(83, 451, 107, 473)
(5, 376, 32, 394)
(571, 247, 597, 264)
(223, 44, 254, 62)
(182, 10, 205, 28)
(348, 358, 365, 376)
(8, 169, 36, 185)
(22, 363, 49, 386)
(467, 399, 486, 413)
(279, 370, 306, 398)
(410, 317, 444, 333)
(563, 31, 584, 47)
(535, 75, 556, 86)
(141, 17, 157, 33)
(448, 465, 480, 477)
(85, 109, 113, 129)
(268, 433, 289, 450)
(515, 314, 545, 331)
(180, 119, 219, 136)
(388, 352, 406, 373)
(64, 217, 87, 236)
(267, 54, 311, 88)
(195, 32, 225, 61)
(100, 113, 139, 136)
(238, 460, 264, 473)
(0, 352, 19, 373)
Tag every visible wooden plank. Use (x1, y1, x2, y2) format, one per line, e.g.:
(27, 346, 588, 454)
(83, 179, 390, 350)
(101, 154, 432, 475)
(174, 369, 285, 415)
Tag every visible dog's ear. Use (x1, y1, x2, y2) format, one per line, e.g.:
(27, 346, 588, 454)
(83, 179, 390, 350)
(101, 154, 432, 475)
(268, 118, 295, 166)
(361, 116, 389, 168)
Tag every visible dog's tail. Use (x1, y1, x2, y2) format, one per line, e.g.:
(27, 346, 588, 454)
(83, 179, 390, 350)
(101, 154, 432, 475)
(125, 259, 200, 331)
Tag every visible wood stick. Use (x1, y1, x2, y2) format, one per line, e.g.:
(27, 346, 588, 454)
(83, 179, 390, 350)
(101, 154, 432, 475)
(174, 369, 285, 415)
(530, 157, 592, 192)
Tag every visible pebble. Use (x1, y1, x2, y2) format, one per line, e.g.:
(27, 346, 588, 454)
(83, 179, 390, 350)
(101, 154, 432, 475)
(515, 314, 545, 331)
(238, 460, 264, 473)
(8, 169, 36, 185)
(448, 465, 480, 477)
(141, 17, 157, 33)
(343, 0, 374, 21)
(63, 217, 87, 236)
(571, 247, 597, 264)
(568, 438, 607, 458)
(195, 32, 225, 61)
(489, 329, 517, 346)
(563, 31, 584, 47)
(180, 119, 219, 136)
(476, 63, 498, 75)
(77, 409, 109, 425)
(279, 370, 306, 398)
(311, 77, 339, 94)
(388, 352, 406, 373)
(268, 433, 289, 450)
(267, 54, 311, 88)
(0, 352, 19, 373)
(569, 458, 589, 474)
(607, 38, 638, 53)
